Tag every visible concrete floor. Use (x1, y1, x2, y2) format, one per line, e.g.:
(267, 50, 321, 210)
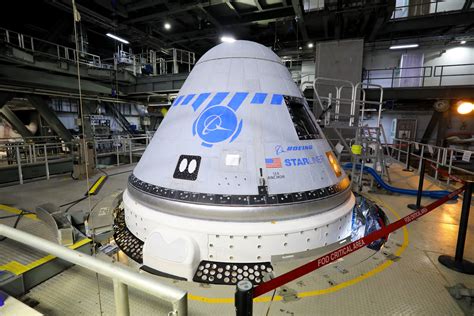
(0, 162, 473, 315)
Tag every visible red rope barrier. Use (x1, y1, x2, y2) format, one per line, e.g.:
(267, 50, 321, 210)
(429, 163, 466, 184)
(253, 186, 466, 298)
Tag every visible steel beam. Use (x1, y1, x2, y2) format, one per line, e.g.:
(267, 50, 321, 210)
(125, 0, 166, 12)
(291, 0, 309, 41)
(0, 93, 34, 138)
(93, 0, 128, 18)
(197, 4, 222, 28)
(463, 0, 473, 11)
(27, 95, 73, 141)
(225, 1, 240, 17)
(368, 16, 385, 41)
(124, 2, 213, 24)
(0, 64, 112, 95)
(0, 92, 13, 109)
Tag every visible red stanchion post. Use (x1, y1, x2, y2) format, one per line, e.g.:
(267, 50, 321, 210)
(438, 181, 474, 274)
(408, 158, 426, 211)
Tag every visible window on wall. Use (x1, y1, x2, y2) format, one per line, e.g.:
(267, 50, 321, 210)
(392, 0, 409, 19)
(285, 98, 319, 140)
(118, 104, 132, 115)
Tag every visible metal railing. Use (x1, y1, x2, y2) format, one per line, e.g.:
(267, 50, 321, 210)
(391, 0, 466, 20)
(0, 223, 187, 316)
(0, 135, 154, 184)
(434, 63, 474, 86)
(94, 135, 152, 167)
(0, 140, 74, 184)
(0, 27, 195, 77)
(313, 77, 383, 128)
(364, 66, 433, 88)
(0, 27, 103, 68)
(115, 48, 195, 76)
(364, 63, 474, 88)
(386, 138, 474, 188)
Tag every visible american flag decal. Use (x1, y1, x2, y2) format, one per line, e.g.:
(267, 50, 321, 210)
(265, 158, 282, 168)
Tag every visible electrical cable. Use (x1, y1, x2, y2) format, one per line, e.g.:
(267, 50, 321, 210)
(0, 211, 34, 220)
(59, 196, 88, 208)
(98, 168, 108, 176)
(98, 167, 133, 178)
(264, 289, 277, 316)
(58, 167, 130, 211)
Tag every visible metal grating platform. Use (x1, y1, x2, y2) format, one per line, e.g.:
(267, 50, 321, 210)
(0, 206, 57, 267)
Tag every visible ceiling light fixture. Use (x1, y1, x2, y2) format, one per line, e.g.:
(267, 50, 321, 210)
(106, 33, 129, 44)
(164, 22, 171, 30)
(221, 36, 236, 43)
(389, 44, 419, 50)
(460, 40, 467, 45)
(308, 43, 314, 48)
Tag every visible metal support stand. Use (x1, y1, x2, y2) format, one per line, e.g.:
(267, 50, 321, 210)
(439, 181, 474, 275)
(113, 279, 130, 316)
(403, 143, 413, 172)
(408, 159, 426, 211)
(235, 280, 253, 316)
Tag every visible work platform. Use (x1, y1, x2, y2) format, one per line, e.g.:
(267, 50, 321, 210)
(0, 162, 473, 315)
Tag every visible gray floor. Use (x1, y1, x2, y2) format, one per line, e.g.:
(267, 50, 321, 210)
(0, 162, 473, 315)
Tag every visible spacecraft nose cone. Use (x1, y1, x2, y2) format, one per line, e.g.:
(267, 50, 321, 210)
(197, 40, 283, 65)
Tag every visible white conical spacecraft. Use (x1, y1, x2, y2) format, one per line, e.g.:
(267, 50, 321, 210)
(115, 40, 354, 285)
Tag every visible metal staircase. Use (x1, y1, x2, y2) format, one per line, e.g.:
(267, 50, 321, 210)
(309, 77, 391, 191)
(352, 125, 391, 190)
(104, 102, 137, 135)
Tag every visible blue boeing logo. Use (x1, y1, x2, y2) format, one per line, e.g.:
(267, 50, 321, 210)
(193, 105, 242, 147)
(192, 92, 247, 147)
(182, 91, 283, 147)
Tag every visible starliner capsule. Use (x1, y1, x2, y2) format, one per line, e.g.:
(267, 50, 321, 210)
(114, 40, 355, 285)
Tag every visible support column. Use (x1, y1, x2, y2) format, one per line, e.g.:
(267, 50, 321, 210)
(27, 95, 72, 141)
(0, 93, 33, 138)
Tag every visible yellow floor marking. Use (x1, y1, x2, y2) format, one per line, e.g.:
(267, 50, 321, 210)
(0, 204, 38, 220)
(88, 175, 107, 195)
(0, 238, 91, 275)
(188, 193, 409, 304)
(0, 203, 92, 275)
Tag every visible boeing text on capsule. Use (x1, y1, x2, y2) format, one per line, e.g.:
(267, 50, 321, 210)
(275, 144, 313, 155)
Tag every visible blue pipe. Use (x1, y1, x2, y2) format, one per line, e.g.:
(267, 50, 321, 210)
(343, 163, 455, 199)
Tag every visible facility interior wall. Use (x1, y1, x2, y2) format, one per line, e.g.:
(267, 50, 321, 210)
(301, 60, 316, 81)
(363, 111, 434, 144)
(363, 45, 474, 86)
(314, 39, 364, 134)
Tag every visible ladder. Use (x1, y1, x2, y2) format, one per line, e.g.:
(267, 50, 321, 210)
(351, 125, 391, 191)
